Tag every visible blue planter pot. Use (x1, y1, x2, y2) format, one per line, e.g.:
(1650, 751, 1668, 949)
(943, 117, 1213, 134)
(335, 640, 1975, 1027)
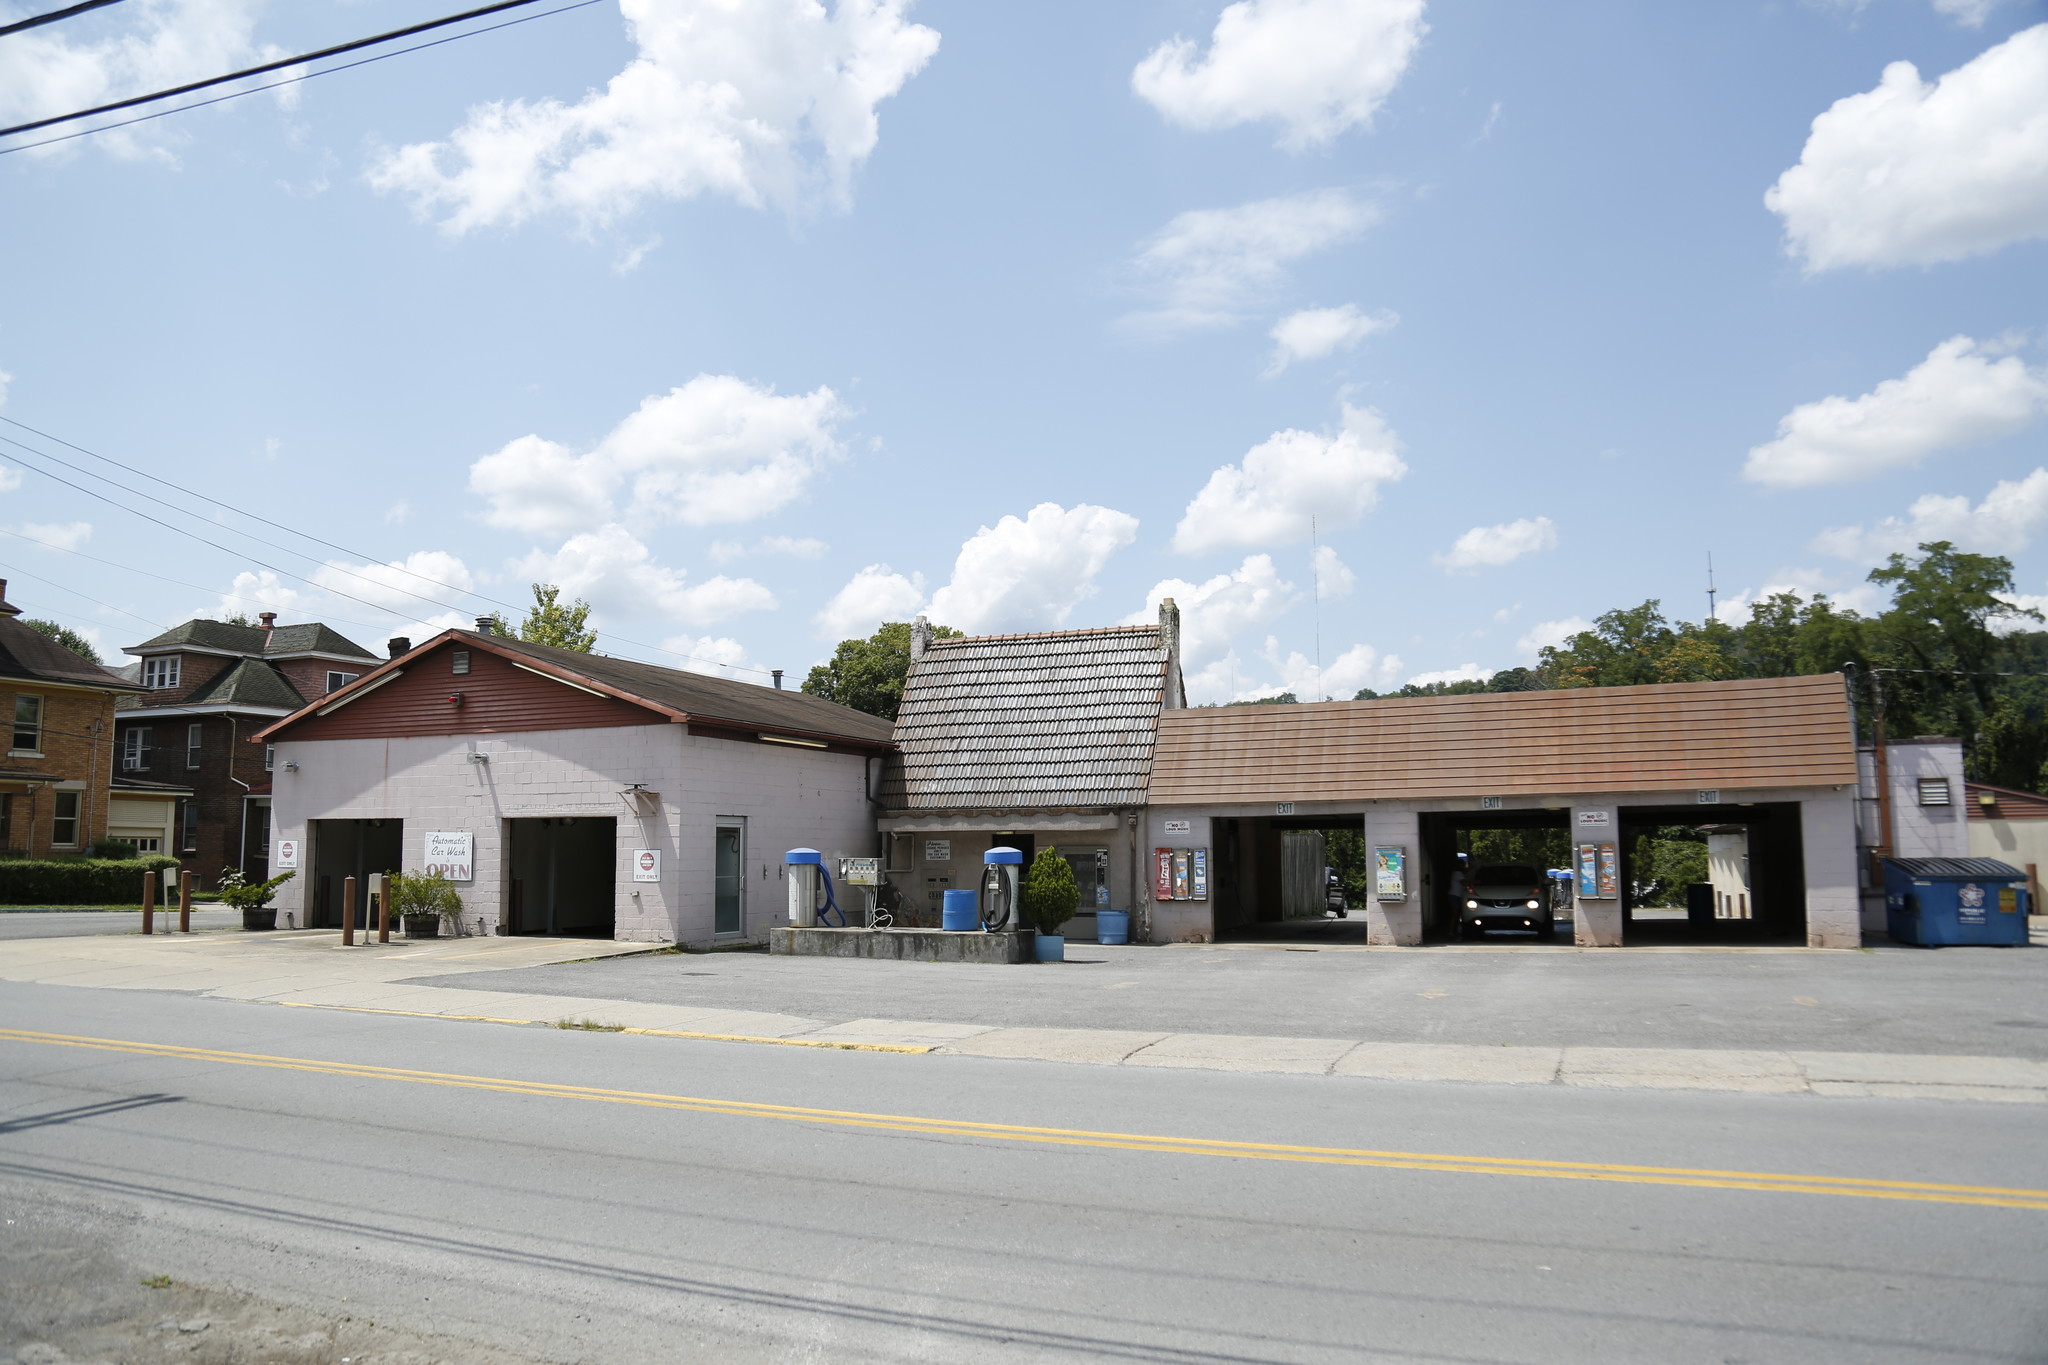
(1034, 934, 1065, 962)
(1096, 910, 1130, 945)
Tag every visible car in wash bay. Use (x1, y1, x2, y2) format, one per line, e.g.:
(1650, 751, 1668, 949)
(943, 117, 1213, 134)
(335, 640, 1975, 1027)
(1457, 863, 1555, 939)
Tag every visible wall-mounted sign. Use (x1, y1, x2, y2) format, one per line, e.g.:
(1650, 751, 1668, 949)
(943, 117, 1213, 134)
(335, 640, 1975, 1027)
(1275, 802, 1296, 816)
(632, 849, 661, 883)
(1576, 843, 1600, 898)
(1374, 846, 1406, 901)
(923, 839, 952, 863)
(1479, 795, 1503, 811)
(423, 830, 473, 882)
(841, 856, 880, 886)
(1154, 848, 1210, 901)
(1596, 843, 1619, 899)
(1163, 819, 1192, 834)
(1697, 789, 1721, 805)
(1191, 847, 1209, 899)
(1155, 848, 1174, 900)
(1096, 884, 1111, 906)
(274, 839, 299, 869)
(1575, 810, 1612, 829)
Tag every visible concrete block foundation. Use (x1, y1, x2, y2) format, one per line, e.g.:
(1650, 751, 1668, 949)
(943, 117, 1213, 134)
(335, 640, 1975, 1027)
(771, 926, 1037, 964)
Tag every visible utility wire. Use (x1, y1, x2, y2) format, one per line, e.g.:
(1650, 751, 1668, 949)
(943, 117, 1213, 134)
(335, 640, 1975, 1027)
(0, 0, 563, 140)
(0, 559, 166, 634)
(0, 0, 125, 39)
(0, 0, 602, 157)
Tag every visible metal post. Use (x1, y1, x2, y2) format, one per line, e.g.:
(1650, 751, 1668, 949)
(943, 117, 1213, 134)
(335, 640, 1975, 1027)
(377, 872, 391, 943)
(141, 870, 155, 935)
(178, 871, 192, 934)
(2029, 863, 2040, 917)
(1871, 670, 1894, 876)
(342, 875, 356, 947)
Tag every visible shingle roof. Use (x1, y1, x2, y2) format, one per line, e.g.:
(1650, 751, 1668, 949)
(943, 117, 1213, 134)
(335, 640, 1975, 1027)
(0, 615, 134, 691)
(183, 658, 307, 710)
(127, 619, 374, 660)
(881, 624, 1176, 810)
(1150, 674, 1858, 804)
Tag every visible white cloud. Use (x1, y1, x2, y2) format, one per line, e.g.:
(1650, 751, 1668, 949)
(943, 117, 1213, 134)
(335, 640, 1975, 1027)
(926, 503, 1140, 632)
(470, 375, 849, 537)
(1265, 304, 1397, 375)
(517, 524, 775, 627)
(0, 369, 11, 409)
(1126, 554, 1297, 671)
(1434, 515, 1558, 574)
(1312, 544, 1355, 598)
(0, 467, 18, 493)
(1126, 189, 1378, 334)
(0, 0, 271, 162)
(761, 535, 829, 559)
(1812, 467, 2048, 561)
(662, 633, 770, 680)
(1515, 616, 1592, 663)
(384, 501, 412, 525)
(1174, 402, 1406, 553)
(1765, 25, 2048, 270)
(1264, 638, 1403, 699)
(1406, 663, 1487, 687)
(1932, 0, 2011, 29)
(368, 0, 939, 235)
(1743, 337, 2047, 488)
(1132, 0, 1427, 150)
(1492, 602, 1522, 624)
(11, 521, 91, 552)
(312, 550, 474, 615)
(815, 563, 926, 639)
(200, 570, 317, 622)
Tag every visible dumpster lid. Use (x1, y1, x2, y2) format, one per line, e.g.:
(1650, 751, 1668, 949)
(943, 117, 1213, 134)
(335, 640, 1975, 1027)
(1882, 856, 2026, 879)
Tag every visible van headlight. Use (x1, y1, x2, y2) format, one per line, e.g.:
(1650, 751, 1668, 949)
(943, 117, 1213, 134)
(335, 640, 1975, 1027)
(1465, 899, 1478, 910)
(1526, 899, 1540, 910)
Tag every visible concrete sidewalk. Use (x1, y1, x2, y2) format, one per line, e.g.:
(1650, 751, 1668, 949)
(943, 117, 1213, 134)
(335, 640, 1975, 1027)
(2, 929, 2044, 1102)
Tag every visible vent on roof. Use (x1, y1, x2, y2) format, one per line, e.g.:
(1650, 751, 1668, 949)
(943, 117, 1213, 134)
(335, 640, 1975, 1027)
(1917, 777, 1951, 807)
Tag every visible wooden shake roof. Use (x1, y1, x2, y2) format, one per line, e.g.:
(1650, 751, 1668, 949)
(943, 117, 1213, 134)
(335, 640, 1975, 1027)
(1150, 673, 1857, 804)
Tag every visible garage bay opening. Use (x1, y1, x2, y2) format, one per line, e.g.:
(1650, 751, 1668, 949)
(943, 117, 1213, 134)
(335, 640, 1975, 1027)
(1208, 815, 1373, 942)
(309, 818, 401, 931)
(1418, 809, 1573, 944)
(506, 816, 617, 938)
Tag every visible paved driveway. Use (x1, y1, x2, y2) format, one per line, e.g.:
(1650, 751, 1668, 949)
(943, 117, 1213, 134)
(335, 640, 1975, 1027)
(0, 910, 242, 940)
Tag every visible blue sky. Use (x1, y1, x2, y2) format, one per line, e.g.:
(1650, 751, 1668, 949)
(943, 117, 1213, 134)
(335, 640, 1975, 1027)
(2, 0, 2045, 701)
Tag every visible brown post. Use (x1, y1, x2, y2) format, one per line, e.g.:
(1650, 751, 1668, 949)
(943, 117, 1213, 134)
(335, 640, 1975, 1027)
(2029, 863, 2040, 917)
(178, 870, 193, 933)
(377, 872, 391, 943)
(342, 875, 357, 947)
(141, 870, 155, 935)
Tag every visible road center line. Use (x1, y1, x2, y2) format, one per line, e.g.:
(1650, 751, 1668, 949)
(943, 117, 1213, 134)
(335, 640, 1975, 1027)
(5, 1027, 2043, 1211)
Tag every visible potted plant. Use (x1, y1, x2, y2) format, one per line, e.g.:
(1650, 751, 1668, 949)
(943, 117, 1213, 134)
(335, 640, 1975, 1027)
(1021, 847, 1080, 962)
(219, 868, 295, 931)
(390, 868, 462, 938)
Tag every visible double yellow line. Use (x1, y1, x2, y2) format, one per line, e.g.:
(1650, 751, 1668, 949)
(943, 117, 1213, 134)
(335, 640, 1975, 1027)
(5, 1026, 2044, 1212)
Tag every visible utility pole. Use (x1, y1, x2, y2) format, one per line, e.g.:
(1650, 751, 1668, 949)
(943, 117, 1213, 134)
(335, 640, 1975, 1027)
(1706, 552, 1717, 624)
(1310, 515, 1323, 701)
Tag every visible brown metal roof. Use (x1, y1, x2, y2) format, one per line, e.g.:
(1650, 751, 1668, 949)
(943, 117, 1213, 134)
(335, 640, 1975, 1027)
(1150, 674, 1857, 805)
(882, 624, 1173, 810)
(1966, 781, 2048, 821)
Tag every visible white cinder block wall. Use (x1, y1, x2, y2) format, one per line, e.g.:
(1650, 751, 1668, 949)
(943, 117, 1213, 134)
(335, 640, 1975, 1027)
(267, 724, 877, 945)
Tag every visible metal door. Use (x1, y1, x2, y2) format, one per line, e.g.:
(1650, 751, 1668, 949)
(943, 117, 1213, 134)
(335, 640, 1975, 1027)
(714, 822, 745, 936)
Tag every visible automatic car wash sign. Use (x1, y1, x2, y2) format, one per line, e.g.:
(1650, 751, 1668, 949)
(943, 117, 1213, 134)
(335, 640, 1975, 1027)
(423, 831, 473, 882)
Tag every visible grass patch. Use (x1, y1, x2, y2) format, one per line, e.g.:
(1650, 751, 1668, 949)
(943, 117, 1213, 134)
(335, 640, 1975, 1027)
(139, 1275, 171, 1289)
(552, 1018, 625, 1032)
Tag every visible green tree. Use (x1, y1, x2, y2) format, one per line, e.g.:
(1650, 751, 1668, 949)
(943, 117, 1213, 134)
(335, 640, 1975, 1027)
(1242, 692, 1300, 705)
(803, 620, 962, 720)
(482, 584, 597, 652)
(19, 618, 100, 663)
(1020, 847, 1081, 935)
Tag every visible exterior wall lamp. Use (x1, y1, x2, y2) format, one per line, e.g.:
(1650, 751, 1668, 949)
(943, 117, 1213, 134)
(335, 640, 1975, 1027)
(467, 752, 490, 764)
(283, 761, 299, 773)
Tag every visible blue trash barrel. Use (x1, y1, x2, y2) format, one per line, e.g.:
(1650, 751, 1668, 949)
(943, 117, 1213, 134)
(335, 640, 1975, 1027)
(1096, 909, 1131, 944)
(941, 888, 979, 932)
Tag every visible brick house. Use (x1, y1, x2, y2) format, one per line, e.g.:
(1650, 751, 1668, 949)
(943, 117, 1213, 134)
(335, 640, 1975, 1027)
(0, 580, 134, 857)
(115, 613, 378, 887)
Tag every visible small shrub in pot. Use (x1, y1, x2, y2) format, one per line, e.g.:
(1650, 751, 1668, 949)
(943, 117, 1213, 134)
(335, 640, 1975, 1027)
(218, 868, 295, 930)
(390, 869, 462, 938)
(1021, 848, 1080, 959)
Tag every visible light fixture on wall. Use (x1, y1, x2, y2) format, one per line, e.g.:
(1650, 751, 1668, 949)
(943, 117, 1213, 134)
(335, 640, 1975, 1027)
(467, 752, 490, 765)
(759, 733, 826, 749)
(283, 761, 299, 773)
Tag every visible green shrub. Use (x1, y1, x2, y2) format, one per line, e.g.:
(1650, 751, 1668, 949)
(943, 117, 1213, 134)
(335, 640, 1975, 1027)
(217, 869, 295, 910)
(389, 868, 462, 920)
(0, 856, 182, 905)
(89, 838, 138, 858)
(1020, 848, 1080, 935)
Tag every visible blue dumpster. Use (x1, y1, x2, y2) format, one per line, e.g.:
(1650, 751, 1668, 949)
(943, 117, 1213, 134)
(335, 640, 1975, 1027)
(1882, 857, 2030, 947)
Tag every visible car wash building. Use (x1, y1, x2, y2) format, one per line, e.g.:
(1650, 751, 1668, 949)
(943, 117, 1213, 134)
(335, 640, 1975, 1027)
(1141, 674, 1865, 948)
(255, 627, 893, 944)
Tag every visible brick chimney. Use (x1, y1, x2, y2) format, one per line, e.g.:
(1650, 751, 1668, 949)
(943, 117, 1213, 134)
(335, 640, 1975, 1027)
(1158, 596, 1185, 710)
(910, 614, 932, 663)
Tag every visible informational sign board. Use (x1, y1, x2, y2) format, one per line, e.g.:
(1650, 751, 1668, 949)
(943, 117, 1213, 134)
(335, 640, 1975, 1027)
(1191, 847, 1208, 899)
(632, 849, 661, 883)
(1155, 848, 1174, 900)
(1595, 843, 1619, 899)
(1374, 846, 1406, 900)
(1576, 843, 1600, 898)
(1153, 848, 1211, 901)
(273, 838, 299, 869)
(923, 839, 952, 863)
(841, 856, 881, 886)
(1171, 850, 1191, 899)
(1575, 810, 1612, 829)
(1163, 819, 1192, 834)
(423, 831, 473, 882)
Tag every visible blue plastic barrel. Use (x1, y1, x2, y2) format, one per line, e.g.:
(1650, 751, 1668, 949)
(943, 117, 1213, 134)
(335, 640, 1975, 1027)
(941, 888, 979, 932)
(1096, 909, 1130, 944)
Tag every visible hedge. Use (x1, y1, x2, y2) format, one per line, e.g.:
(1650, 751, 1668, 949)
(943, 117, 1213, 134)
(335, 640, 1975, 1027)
(0, 857, 185, 905)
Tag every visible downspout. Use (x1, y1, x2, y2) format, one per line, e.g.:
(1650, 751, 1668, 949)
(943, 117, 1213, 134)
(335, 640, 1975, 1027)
(87, 711, 102, 850)
(228, 715, 252, 884)
(1126, 808, 1141, 941)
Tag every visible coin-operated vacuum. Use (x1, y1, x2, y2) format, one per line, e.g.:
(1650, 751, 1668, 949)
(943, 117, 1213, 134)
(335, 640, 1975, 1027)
(981, 846, 1024, 931)
(785, 848, 845, 927)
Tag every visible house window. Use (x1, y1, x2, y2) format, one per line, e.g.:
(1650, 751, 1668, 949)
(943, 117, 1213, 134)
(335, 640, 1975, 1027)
(186, 722, 203, 770)
(51, 790, 81, 847)
(250, 803, 271, 857)
(1918, 777, 1951, 807)
(125, 836, 162, 854)
(326, 671, 360, 693)
(142, 656, 180, 689)
(179, 800, 199, 853)
(121, 727, 152, 771)
(11, 694, 42, 753)
(450, 650, 471, 676)
(264, 744, 275, 772)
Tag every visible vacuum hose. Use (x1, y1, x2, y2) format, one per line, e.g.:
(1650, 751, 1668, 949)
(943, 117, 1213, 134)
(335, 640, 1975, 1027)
(815, 862, 845, 927)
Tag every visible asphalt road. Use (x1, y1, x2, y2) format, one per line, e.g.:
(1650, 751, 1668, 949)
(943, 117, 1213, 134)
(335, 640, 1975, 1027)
(418, 940, 2048, 1058)
(0, 908, 241, 940)
(2, 982, 2045, 1364)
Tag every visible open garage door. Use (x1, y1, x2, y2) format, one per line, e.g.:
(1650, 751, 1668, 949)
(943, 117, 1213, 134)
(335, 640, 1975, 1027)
(309, 818, 401, 931)
(1209, 815, 1371, 943)
(1616, 803, 1804, 944)
(506, 816, 617, 938)
(1417, 809, 1573, 945)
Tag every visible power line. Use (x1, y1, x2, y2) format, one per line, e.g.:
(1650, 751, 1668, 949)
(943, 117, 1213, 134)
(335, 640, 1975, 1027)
(0, 559, 167, 633)
(0, 0, 603, 157)
(0, 0, 566, 141)
(0, 0, 126, 39)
